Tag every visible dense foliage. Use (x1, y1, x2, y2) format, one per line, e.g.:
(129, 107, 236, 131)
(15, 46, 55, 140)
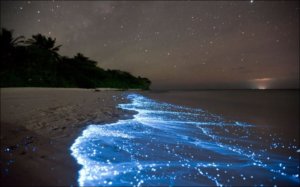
(0, 28, 151, 89)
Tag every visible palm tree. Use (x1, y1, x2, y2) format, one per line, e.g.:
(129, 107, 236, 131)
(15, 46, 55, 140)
(0, 28, 24, 51)
(26, 34, 61, 52)
(1, 28, 25, 68)
(26, 34, 62, 62)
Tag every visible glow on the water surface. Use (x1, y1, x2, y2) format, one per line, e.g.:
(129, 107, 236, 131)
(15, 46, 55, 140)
(70, 94, 299, 186)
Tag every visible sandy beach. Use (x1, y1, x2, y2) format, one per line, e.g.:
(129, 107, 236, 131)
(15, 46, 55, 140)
(0, 88, 132, 186)
(1, 89, 299, 186)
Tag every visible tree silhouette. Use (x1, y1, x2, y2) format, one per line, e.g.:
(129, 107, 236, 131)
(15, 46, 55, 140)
(0, 28, 24, 50)
(1, 29, 23, 63)
(1, 28, 24, 63)
(26, 34, 61, 52)
(25, 34, 62, 63)
(74, 53, 89, 61)
(1, 28, 151, 89)
(74, 53, 97, 66)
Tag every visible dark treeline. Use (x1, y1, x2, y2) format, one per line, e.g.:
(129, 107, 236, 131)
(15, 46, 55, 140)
(0, 28, 151, 89)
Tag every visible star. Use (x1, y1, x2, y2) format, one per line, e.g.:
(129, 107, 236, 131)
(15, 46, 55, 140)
(1, 0, 298, 90)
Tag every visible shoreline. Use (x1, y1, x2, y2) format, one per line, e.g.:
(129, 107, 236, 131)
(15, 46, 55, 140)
(1, 88, 298, 185)
(0, 88, 136, 186)
(66, 92, 300, 186)
(145, 90, 299, 141)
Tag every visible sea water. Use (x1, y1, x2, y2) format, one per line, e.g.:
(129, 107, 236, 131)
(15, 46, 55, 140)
(70, 93, 299, 186)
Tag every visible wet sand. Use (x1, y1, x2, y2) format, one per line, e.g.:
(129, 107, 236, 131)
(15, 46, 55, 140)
(69, 92, 299, 186)
(1, 89, 298, 185)
(0, 88, 131, 186)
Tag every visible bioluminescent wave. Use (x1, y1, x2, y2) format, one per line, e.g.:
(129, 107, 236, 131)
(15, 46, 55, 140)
(70, 94, 299, 186)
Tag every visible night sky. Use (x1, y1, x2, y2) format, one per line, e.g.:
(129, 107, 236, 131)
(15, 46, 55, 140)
(1, 1, 299, 89)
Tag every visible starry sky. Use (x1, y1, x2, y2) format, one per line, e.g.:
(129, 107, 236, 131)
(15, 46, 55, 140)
(1, 1, 299, 89)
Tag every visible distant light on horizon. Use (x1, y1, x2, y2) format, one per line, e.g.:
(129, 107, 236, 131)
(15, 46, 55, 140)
(257, 86, 267, 90)
(253, 78, 273, 82)
(0, 1, 298, 89)
(250, 77, 273, 89)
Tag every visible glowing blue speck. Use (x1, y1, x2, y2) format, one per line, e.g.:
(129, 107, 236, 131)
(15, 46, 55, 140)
(70, 93, 300, 186)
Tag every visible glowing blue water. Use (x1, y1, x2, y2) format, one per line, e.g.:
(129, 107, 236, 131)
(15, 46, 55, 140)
(70, 93, 299, 186)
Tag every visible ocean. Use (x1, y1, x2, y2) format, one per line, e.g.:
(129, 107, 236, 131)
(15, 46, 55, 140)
(71, 90, 299, 186)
